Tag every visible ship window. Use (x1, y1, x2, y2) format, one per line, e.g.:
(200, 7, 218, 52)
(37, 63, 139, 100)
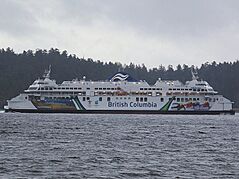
(107, 97, 111, 101)
(140, 97, 143, 102)
(185, 89, 188, 91)
(169, 88, 172, 90)
(87, 88, 90, 90)
(124, 97, 127, 100)
(107, 88, 110, 90)
(144, 97, 147, 102)
(136, 97, 139, 102)
(201, 89, 205, 91)
(177, 98, 180, 102)
(144, 88, 147, 90)
(181, 98, 184, 102)
(169, 98, 171, 101)
(197, 98, 200, 101)
(128, 97, 131, 100)
(111, 88, 115, 90)
(66, 88, 69, 90)
(148, 88, 151, 90)
(103, 88, 106, 90)
(161, 98, 164, 102)
(173, 89, 176, 91)
(99, 88, 102, 90)
(95, 88, 98, 90)
(185, 98, 188, 102)
(86, 97, 90, 100)
(83, 97, 85, 101)
(140, 88, 143, 90)
(189, 98, 192, 101)
(99, 97, 102, 101)
(152, 88, 156, 90)
(156, 92, 162, 96)
(193, 98, 196, 101)
(116, 97, 118, 100)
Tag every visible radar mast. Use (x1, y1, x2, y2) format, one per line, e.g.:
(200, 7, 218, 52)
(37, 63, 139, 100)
(43, 65, 51, 79)
(191, 66, 199, 81)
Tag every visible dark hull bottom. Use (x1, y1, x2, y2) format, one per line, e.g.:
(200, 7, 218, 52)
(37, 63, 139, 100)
(5, 109, 236, 115)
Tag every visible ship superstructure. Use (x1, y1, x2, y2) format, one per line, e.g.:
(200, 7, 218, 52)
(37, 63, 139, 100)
(4, 67, 235, 114)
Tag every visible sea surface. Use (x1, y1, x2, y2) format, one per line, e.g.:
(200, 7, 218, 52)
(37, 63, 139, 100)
(0, 113, 239, 178)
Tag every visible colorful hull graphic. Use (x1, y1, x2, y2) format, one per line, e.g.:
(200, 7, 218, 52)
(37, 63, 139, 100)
(170, 101, 210, 111)
(31, 98, 77, 110)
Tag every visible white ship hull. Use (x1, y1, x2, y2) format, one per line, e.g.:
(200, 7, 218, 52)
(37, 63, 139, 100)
(5, 94, 235, 115)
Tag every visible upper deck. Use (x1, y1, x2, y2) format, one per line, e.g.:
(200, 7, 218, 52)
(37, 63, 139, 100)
(24, 67, 218, 97)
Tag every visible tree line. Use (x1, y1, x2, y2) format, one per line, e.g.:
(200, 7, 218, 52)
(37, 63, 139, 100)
(0, 47, 239, 108)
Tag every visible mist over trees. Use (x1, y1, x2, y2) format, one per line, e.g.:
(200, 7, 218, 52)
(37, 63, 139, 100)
(0, 47, 239, 108)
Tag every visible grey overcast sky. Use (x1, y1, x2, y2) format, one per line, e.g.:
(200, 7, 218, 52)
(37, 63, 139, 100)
(1, 0, 239, 67)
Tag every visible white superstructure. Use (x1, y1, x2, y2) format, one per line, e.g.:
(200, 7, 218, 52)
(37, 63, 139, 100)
(5, 67, 234, 114)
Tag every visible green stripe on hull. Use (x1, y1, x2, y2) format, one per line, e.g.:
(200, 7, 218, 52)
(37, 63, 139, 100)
(72, 97, 86, 110)
(160, 97, 175, 111)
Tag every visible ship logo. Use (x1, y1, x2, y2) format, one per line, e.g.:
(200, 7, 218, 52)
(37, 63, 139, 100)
(110, 73, 129, 81)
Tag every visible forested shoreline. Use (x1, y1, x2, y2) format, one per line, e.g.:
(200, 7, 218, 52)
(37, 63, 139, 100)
(1, 48, 239, 108)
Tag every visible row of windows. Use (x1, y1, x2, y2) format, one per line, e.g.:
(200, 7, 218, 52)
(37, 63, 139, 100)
(39, 87, 83, 90)
(140, 88, 162, 91)
(95, 87, 119, 90)
(43, 96, 218, 103)
(168, 88, 208, 92)
(174, 97, 200, 102)
(45, 97, 71, 99)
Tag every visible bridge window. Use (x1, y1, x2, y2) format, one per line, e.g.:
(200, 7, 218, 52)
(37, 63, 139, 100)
(140, 97, 143, 102)
(107, 97, 111, 101)
(99, 97, 102, 101)
(83, 97, 85, 101)
(144, 97, 147, 102)
(161, 98, 164, 102)
(136, 97, 139, 102)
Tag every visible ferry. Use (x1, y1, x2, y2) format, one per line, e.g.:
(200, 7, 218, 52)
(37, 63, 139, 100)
(4, 66, 235, 115)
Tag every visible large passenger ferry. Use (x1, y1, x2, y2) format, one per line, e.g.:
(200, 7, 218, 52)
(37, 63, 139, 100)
(4, 66, 235, 115)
